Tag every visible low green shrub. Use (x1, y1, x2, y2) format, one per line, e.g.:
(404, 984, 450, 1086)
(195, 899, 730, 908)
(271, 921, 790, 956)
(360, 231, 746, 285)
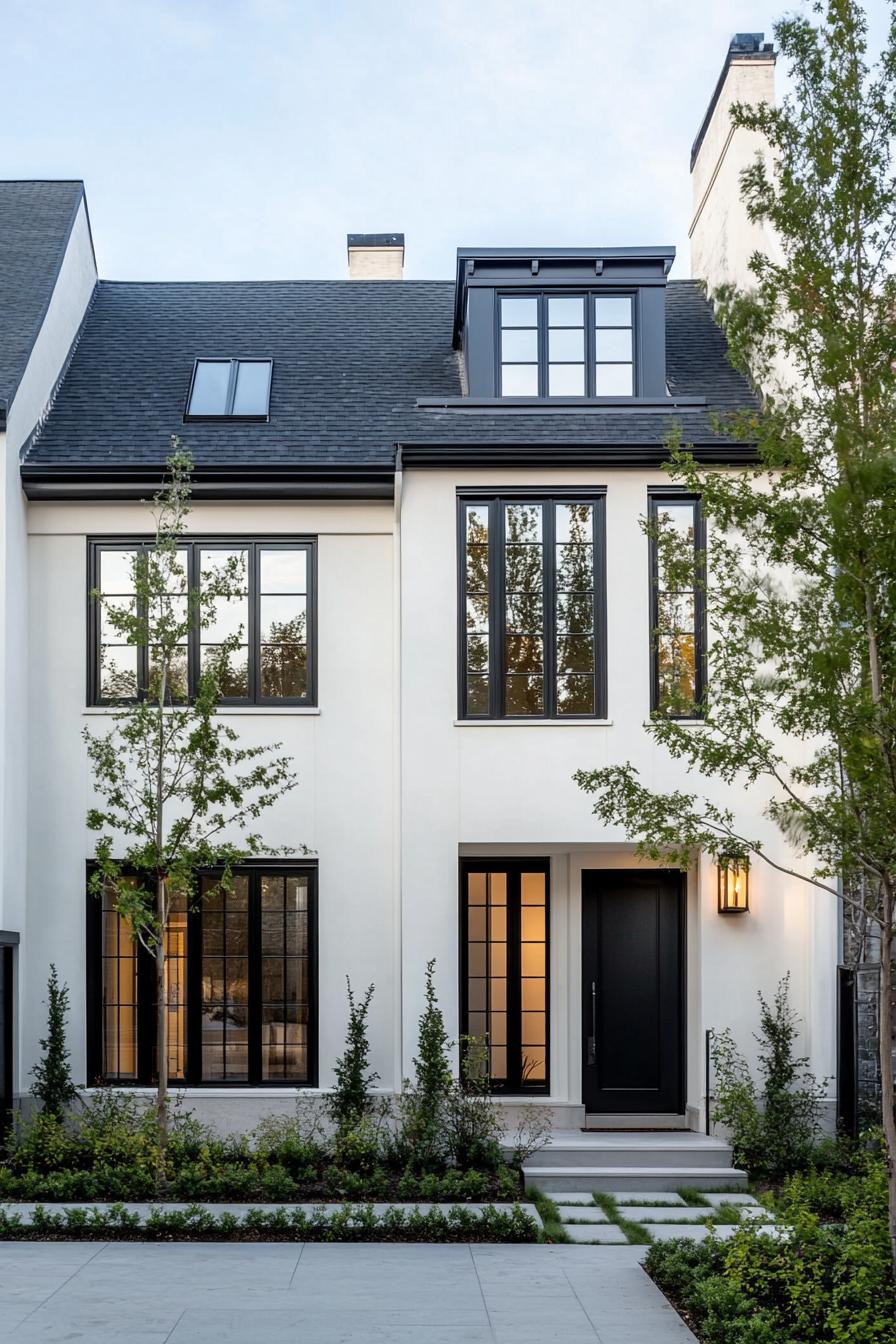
(711, 974, 826, 1181)
(0, 1201, 539, 1244)
(1, 1093, 523, 1203)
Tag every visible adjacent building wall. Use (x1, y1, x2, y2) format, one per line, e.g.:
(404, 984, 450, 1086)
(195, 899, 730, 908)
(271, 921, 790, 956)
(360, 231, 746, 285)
(0, 200, 96, 1090)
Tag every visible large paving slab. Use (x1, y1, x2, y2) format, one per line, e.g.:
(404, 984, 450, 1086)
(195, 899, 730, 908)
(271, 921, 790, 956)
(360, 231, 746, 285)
(702, 1192, 759, 1207)
(545, 1191, 596, 1205)
(555, 1204, 609, 1223)
(562, 1223, 629, 1244)
(619, 1205, 711, 1222)
(0, 1242, 697, 1342)
(613, 1191, 687, 1206)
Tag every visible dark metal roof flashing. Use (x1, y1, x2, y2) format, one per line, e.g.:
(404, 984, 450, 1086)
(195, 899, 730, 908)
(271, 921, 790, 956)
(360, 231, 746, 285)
(690, 33, 775, 172)
(452, 245, 676, 349)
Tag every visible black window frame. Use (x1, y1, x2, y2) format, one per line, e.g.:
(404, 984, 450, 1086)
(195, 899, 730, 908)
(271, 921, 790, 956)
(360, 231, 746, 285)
(457, 489, 607, 721)
(86, 861, 319, 1088)
(184, 358, 273, 422)
(495, 291, 637, 398)
(459, 857, 550, 1096)
(87, 536, 317, 708)
(648, 490, 707, 718)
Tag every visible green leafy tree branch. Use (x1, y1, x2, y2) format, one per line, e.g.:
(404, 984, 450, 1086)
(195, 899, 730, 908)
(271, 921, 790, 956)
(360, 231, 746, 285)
(85, 442, 298, 1144)
(576, 0, 896, 1267)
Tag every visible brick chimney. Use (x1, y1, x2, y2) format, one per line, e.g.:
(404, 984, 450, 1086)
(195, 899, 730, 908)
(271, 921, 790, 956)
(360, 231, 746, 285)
(690, 34, 778, 293)
(346, 233, 405, 280)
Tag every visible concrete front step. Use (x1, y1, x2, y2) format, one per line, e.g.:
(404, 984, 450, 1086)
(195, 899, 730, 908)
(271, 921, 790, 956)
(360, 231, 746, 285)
(584, 1113, 691, 1130)
(525, 1135, 734, 1170)
(524, 1166, 749, 1193)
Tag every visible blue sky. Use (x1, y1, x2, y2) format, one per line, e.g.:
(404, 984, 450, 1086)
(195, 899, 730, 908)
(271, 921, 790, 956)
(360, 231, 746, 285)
(1, 1, 888, 281)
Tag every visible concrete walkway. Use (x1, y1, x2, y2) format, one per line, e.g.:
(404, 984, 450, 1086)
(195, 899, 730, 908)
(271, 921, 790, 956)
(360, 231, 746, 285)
(0, 1241, 696, 1343)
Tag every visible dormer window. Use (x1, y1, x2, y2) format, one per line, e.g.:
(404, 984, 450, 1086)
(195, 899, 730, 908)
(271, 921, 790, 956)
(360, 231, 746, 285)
(498, 293, 634, 398)
(186, 359, 272, 420)
(454, 247, 674, 402)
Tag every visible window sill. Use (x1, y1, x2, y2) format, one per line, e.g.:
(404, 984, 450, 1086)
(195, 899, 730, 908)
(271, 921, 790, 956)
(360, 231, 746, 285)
(82, 706, 322, 717)
(454, 718, 613, 727)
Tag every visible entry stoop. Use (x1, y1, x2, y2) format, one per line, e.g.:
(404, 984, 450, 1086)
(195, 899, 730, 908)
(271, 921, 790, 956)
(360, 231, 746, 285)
(523, 1130, 748, 1193)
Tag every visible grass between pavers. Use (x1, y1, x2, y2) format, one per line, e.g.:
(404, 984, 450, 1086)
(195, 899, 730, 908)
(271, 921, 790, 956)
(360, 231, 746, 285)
(0, 1202, 540, 1244)
(528, 1187, 572, 1244)
(592, 1193, 652, 1245)
(675, 1188, 712, 1207)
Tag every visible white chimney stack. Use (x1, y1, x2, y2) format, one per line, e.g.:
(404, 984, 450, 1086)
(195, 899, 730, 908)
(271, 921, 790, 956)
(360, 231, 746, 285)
(690, 34, 778, 294)
(346, 232, 405, 280)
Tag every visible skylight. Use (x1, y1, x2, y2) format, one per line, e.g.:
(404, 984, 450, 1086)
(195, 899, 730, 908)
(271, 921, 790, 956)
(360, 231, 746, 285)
(186, 359, 272, 419)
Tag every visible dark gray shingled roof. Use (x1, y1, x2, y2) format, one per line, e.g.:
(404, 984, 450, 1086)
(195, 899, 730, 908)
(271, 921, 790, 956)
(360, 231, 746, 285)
(23, 274, 757, 474)
(0, 181, 88, 411)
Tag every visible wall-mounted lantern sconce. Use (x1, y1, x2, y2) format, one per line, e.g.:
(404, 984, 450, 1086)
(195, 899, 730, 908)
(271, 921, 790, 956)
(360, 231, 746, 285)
(717, 855, 749, 914)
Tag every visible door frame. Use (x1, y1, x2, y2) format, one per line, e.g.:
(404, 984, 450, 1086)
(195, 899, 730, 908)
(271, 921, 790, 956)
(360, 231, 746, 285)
(580, 869, 686, 1114)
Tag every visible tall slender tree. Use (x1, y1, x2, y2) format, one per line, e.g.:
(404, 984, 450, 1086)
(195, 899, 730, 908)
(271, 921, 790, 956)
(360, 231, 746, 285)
(576, 0, 896, 1266)
(86, 443, 297, 1143)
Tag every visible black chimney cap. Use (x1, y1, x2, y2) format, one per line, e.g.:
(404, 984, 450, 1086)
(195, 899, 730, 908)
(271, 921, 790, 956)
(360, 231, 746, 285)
(347, 233, 405, 251)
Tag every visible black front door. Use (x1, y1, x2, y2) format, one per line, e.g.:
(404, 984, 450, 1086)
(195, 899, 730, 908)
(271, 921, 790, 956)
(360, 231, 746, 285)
(582, 871, 683, 1114)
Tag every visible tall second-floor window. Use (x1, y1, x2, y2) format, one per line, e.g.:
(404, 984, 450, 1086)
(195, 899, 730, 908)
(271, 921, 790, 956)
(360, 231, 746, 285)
(649, 494, 705, 716)
(460, 493, 606, 719)
(89, 539, 315, 706)
(498, 293, 635, 397)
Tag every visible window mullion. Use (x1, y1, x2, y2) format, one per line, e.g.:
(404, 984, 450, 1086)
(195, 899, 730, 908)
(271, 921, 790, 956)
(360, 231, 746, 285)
(537, 294, 547, 397)
(543, 500, 556, 718)
(507, 870, 523, 1091)
(188, 544, 199, 700)
(248, 871, 262, 1084)
(249, 543, 259, 703)
(585, 295, 595, 396)
(137, 544, 149, 702)
(695, 501, 706, 706)
(186, 900, 202, 1084)
(494, 500, 506, 718)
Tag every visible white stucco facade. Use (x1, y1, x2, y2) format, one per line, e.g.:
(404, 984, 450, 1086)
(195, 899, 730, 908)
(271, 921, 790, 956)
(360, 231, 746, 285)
(0, 37, 840, 1134)
(399, 466, 837, 1129)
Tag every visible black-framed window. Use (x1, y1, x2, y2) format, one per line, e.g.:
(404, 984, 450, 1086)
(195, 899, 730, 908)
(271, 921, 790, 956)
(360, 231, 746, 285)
(649, 493, 706, 716)
(185, 359, 272, 420)
(459, 492, 606, 719)
(89, 538, 316, 706)
(87, 864, 318, 1087)
(460, 859, 549, 1094)
(498, 292, 636, 397)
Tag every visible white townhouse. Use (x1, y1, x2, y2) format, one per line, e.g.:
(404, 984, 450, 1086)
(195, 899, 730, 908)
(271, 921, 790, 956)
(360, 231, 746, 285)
(0, 35, 842, 1175)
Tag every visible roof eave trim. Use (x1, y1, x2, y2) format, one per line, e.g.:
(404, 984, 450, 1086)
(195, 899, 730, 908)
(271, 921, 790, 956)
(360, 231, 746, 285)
(396, 442, 760, 468)
(20, 463, 396, 502)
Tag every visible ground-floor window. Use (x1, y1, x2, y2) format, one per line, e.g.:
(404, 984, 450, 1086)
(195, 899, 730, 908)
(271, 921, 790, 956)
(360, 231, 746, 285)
(87, 864, 317, 1087)
(460, 859, 549, 1093)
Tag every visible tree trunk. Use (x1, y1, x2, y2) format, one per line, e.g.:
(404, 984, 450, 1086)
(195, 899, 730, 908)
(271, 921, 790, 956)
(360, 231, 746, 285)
(879, 898, 896, 1274)
(156, 874, 169, 1151)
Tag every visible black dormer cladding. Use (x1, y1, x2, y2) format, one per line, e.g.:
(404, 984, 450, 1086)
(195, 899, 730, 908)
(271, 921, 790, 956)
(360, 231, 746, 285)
(454, 247, 675, 400)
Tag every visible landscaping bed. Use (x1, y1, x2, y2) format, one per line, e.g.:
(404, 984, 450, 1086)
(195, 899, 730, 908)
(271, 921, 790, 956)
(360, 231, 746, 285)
(0, 1093, 529, 1206)
(644, 1145, 895, 1344)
